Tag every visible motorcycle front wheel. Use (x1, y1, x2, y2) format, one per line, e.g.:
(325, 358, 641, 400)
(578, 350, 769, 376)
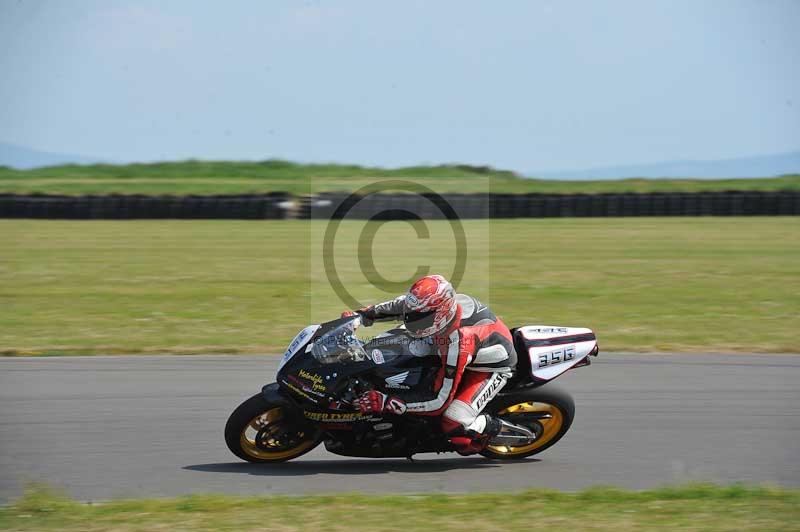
(480, 385, 575, 460)
(225, 393, 321, 463)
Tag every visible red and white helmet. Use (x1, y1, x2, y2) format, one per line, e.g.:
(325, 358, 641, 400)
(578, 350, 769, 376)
(403, 274, 457, 338)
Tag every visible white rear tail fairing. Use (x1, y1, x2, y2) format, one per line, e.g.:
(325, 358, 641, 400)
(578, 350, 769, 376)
(516, 326, 598, 383)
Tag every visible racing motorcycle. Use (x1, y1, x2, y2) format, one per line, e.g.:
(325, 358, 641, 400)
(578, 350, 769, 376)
(225, 315, 598, 462)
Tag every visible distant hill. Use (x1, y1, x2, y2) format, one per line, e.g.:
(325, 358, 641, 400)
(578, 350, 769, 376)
(0, 159, 798, 195)
(531, 151, 800, 180)
(4, 140, 800, 181)
(0, 142, 108, 169)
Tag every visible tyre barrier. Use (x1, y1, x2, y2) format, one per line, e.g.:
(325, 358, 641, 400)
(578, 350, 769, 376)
(299, 191, 800, 219)
(0, 191, 798, 219)
(0, 193, 291, 219)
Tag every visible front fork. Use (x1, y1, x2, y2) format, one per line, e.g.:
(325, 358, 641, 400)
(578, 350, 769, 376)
(261, 382, 318, 434)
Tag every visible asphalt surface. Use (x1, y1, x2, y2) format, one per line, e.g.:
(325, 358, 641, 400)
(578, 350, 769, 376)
(1, 353, 798, 501)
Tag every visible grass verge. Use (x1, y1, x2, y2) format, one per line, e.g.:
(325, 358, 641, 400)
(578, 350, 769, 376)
(1, 160, 798, 195)
(1, 484, 797, 531)
(1, 218, 798, 354)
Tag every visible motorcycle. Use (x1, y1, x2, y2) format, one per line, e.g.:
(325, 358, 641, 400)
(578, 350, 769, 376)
(225, 315, 598, 462)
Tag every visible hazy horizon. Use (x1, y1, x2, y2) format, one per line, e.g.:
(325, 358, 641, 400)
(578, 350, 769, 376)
(3, 140, 800, 180)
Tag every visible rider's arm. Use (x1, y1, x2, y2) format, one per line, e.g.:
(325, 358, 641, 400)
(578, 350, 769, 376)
(402, 330, 471, 415)
(358, 295, 406, 325)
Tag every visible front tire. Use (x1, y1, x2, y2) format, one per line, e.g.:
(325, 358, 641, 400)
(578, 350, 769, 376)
(480, 385, 575, 460)
(225, 393, 321, 463)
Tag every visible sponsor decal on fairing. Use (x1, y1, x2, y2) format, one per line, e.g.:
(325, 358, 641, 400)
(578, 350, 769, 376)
(371, 348, 385, 364)
(278, 324, 320, 372)
(384, 371, 411, 389)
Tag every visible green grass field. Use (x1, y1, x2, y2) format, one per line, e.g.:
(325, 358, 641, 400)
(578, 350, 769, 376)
(1, 484, 797, 531)
(1, 160, 798, 195)
(2, 218, 798, 355)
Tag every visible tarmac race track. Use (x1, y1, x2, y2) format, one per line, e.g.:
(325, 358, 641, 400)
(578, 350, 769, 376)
(1, 353, 798, 501)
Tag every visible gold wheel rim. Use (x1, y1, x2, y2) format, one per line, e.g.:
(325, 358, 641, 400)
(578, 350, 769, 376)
(239, 407, 316, 460)
(486, 402, 564, 456)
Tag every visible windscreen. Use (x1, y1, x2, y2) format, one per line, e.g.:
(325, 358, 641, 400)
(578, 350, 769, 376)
(310, 318, 368, 365)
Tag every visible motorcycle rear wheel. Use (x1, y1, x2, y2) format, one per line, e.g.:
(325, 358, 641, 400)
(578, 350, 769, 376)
(480, 385, 575, 460)
(225, 393, 321, 463)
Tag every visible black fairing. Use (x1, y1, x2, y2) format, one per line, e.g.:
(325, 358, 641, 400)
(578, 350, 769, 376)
(274, 320, 445, 457)
(276, 323, 440, 410)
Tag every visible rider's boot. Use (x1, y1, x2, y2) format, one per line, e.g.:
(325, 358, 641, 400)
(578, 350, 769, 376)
(449, 415, 502, 456)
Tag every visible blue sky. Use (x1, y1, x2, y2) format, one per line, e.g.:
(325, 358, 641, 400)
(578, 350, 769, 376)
(1, 0, 798, 173)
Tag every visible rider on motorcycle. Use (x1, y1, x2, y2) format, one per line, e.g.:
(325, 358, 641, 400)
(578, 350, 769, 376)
(342, 274, 517, 455)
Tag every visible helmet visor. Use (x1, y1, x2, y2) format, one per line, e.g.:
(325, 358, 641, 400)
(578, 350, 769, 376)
(403, 309, 437, 337)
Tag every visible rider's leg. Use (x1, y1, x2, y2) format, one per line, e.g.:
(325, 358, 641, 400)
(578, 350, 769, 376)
(441, 370, 507, 455)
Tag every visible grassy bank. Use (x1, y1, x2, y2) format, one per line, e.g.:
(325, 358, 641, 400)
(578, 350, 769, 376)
(1, 218, 798, 355)
(1, 484, 797, 531)
(1, 160, 798, 195)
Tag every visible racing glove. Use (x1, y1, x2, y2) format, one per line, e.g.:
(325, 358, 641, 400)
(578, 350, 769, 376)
(340, 309, 374, 327)
(354, 390, 406, 415)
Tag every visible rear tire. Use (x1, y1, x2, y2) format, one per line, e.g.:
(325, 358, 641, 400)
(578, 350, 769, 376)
(225, 393, 321, 463)
(480, 385, 575, 460)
